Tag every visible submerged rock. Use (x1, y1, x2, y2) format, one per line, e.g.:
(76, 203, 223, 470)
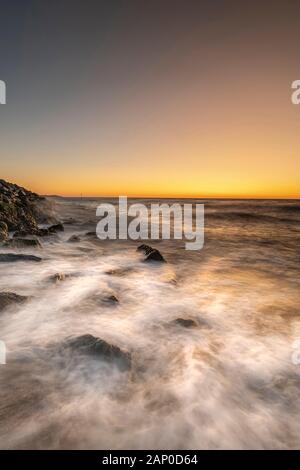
(63, 334, 131, 371)
(4, 238, 42, 248)
(49, 273, 67, 282)
(48, 223, 64, 233)
(102, 294, 119, 304)
(0, 292, 28, 312)
(0, 253, 42, 262)
(85, 231, 96, 237)
(137, 244, 166, 263)
(173, 318, 197, 328)
(63, 218, 77, 225)
(13, 223, 64, 238)
(67, 235, 80, 243)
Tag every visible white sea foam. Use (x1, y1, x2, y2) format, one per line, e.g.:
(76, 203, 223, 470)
(0, 198, 299, 449)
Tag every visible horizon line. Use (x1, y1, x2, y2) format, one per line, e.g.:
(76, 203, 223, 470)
(44, 194, 300, 200)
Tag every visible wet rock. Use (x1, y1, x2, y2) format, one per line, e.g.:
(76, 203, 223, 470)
(137, 244, 166, 263)
(102, 294, 119, 304)
(50, 273, 67, 282)
(63, 334, 131, 371)
(105, 266, 135, 277)
(48, 223, 64, 233)
(36, 228, 51, 237)
(0, 221, 8, 242)
(0, 292, 28, 312)
(49, 272, 78, 283)
(63, 218, 77, 225)
(0, 253, 42, 263)
(173, 318, 197, 328)
(5, 238, 42, 248)
(0, 179, 45, 232)
(14, 223, 64, 238)
(67, 235, 80, 243)
(85, 231, 96, 237)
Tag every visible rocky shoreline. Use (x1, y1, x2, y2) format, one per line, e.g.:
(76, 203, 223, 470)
(0, 179, 167, 373)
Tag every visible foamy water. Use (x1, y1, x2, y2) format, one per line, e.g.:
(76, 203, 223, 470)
(0, 198, 299, 449)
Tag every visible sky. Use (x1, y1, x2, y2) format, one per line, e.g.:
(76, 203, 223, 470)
(0, 0, 300, 197)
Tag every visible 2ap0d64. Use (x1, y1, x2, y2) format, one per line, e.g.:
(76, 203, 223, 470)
(146, 454, 198, 465)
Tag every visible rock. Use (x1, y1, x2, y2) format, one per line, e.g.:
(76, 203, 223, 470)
(36, 228, 50, 237)
(0, 222, 8, 231)
(5, 238, 42, 248)
(48, 223, 64, 233)
(105, 267, 134, 277)
(63, 334, 131, 371)
(85, 231, 96, 237)
(0, 179, 44, 232)
(13, 228, 50, 237)
(0, 292, 28, 312)
(50, 273, 67, 282)
(0, 253, 42, 262)
(13, 224, 63, 238)
(173, 318, 197, 328)
(0, 221, 8, 242)
(67, 235, 80, 243)
(49, 272, 76, 282)
(63, 218, 76, 225)
(137, 244, 166, 263)
(102, 294, 119, 304)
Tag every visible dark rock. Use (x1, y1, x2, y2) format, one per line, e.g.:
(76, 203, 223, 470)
(50, 273, 67, 282)
(13, 230, 32, 238)
(0, 292, 28, 312)
(36, 228, 50, 237)
(63, 218, 76, 225)
(173, 318, 197, 328)
(0, 253, 42, 262)
(48, 223, 64, 233)
(5, 238, 42, 248)
(0, 222, 8, 232)
(0, 179, 44, 232)
(102, 294, 119, 304)
(49, 272, 81, 282)
(137, 244, 166, 263)
(85, 231, 96, 237)
(67, 235, 80, 243)
(105, 267, 135, 277)
(63, 334, 131, 371)
(0, 221, 8, 242)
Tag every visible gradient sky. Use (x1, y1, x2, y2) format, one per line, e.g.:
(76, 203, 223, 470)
(0, 0, 300, 197)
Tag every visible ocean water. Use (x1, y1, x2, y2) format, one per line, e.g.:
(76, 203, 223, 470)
(0, 198, 299, 449)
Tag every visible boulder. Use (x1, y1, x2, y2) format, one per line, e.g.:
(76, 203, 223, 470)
(137, 244, 166, 263)
(63, 334, 131, 371)
(50, 273, 66, 282)
(85, 231, 96, 237)
(63, 218, 76, 225)
(48, 223, 64, 233)
(173, 318, 197, 328)
(0, 253, 42, 262)
(0, 179, 44, 232)
(0, 221, 8, 242)
(102, 294, 119, 304)
(0, 292, 28, 312)
(67, 235, 80, 243)
(4, 238, 42, 248)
